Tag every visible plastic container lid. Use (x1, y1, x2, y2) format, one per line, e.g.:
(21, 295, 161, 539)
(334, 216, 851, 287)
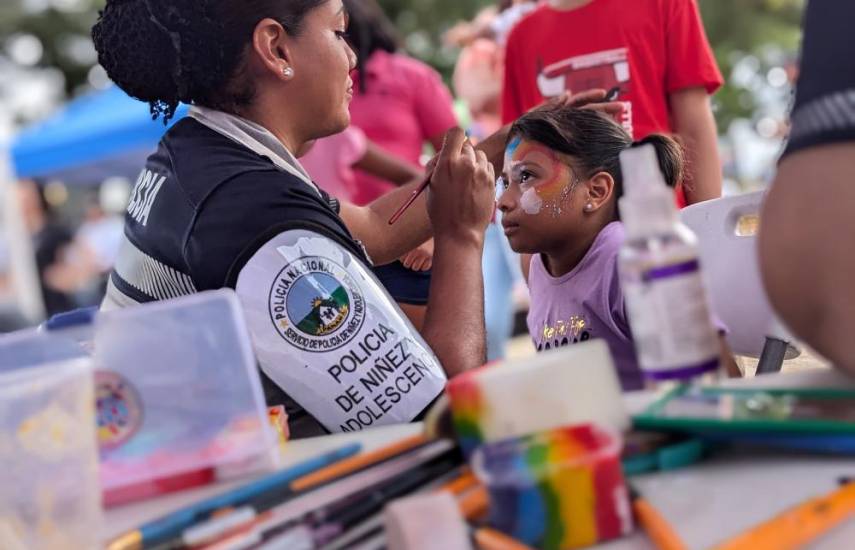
(618, 144, 678, 239)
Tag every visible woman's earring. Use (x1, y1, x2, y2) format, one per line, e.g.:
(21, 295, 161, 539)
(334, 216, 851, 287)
(585, 203, 594, 212)
(282, 67, 294, 79)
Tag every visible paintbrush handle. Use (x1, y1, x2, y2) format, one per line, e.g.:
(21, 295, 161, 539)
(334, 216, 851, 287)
(290, 434, 427, 491)
(388, 173, 432, 225)
(457, 485, 489, 521)
(632, 499, 688, 550)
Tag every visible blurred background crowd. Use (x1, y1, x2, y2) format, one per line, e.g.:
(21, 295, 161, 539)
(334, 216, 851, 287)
(0, 0, 805, 340)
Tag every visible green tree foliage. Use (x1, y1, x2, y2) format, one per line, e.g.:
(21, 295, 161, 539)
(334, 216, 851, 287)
(698, 0, 804, 129)
(0, 1, 103, 97)
(1, 0, 805, 131)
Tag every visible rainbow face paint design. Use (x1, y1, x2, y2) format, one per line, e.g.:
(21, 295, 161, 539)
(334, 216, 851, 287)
(505, 138, 576, 217)
(474, 425, 633, 549)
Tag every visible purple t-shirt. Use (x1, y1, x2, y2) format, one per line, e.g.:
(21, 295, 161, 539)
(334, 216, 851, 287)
(527, 222, 643, 391)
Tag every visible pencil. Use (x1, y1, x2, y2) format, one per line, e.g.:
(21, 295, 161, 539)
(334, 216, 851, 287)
(629, 484, 687, 550)
(290, 434, 427, 491)
(457, 485, 489, 521)
(712, 480, 855, 550)
(438, 468, 477, 496)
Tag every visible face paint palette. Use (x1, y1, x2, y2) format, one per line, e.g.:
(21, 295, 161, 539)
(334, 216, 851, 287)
(471, 423, 633, 549)
(446, 341, 629, 456)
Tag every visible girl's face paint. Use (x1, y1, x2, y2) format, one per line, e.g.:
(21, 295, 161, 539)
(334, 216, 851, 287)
(504, 138, 576, 217)
(498, 137, 587, 255)
(520, 187, 543, 215)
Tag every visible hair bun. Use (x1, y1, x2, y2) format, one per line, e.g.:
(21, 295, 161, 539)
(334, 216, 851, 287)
(93, 0, 181, 119)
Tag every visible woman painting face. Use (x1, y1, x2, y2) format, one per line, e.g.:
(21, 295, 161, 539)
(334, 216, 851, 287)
(498, 137, 586, 254)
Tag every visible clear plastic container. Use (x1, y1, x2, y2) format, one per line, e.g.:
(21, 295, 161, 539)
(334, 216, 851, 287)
(0, 357, 102, 550)
(472, 424, 633, 550)
(0, 290, 279, 507)
(94, 290, 279, 505)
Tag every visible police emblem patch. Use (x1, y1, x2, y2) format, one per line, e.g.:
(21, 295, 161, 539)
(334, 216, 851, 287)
(269, 256, 366, 353)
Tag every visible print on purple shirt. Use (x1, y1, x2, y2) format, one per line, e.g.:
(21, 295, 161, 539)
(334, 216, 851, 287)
(526, 222, 644, 391)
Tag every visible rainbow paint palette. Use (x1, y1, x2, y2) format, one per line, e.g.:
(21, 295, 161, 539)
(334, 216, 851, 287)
(472, 424, 633, 549)
(446, 341, 629, 455)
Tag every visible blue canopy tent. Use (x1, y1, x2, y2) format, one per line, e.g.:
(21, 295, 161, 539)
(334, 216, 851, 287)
(11, 86, 188, 184)
(1, 86, 187, 322)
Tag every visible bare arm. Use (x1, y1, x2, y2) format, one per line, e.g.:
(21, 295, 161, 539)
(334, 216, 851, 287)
(759, 144, 855, 374)
(345, 129, 494, 377)
(669, 87, 722, 204)
(421, 128, 494, 376)
(342, 128, 495, 377)
(340, 128, 508, 265)
(354, 142, 422, 187)
(339, 180, 431, 265)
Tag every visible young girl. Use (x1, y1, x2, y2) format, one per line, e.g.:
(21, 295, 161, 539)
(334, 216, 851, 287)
(498, 106, 738, 390)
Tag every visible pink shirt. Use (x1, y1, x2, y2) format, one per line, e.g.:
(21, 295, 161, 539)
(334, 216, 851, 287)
(299, 126, 368, 203)
(349, 50, 458, 205)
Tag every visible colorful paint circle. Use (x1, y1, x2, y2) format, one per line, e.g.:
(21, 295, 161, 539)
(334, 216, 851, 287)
(95, 370, 143, 450)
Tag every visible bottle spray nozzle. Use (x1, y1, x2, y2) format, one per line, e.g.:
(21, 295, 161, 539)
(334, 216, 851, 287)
(618, 144, 677, 239)
(620, 144, 668, 196)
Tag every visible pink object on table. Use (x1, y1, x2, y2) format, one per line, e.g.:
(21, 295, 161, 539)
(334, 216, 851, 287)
(300, 126, 368, 203)
(349, 50, 458, 205)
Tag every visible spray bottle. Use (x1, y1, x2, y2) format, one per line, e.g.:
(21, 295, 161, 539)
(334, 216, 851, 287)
(617, 144, 720, 381)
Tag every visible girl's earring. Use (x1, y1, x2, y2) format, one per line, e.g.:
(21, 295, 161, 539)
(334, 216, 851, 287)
(282, 67, 294, 79)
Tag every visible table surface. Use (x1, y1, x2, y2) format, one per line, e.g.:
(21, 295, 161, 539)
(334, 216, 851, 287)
(104, 369, 855, 549)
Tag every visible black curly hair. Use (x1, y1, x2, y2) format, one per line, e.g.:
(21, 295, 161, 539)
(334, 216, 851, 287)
(92, 0, 327, 122)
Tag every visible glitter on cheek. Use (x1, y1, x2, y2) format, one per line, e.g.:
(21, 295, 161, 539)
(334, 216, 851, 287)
(520, 187, 544, 215)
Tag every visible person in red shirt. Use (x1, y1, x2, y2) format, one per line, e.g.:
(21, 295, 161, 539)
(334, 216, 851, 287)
(502, 0, 724, 207)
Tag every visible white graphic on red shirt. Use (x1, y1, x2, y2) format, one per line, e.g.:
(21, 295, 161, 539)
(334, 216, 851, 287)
(536, 47, 633, 136)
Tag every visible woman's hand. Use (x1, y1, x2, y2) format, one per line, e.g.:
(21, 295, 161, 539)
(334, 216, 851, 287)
(427, 128, 496, 247)
(536, 88, 627, 123)
(400, 239, 434, 271)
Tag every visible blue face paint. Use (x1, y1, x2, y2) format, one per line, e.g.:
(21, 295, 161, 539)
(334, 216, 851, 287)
(505, 136, 523, 159)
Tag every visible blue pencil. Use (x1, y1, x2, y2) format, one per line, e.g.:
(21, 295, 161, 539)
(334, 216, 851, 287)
(106, 442, 362, 550)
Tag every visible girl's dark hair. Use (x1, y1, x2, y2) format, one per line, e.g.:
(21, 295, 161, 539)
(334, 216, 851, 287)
(92, 0, 327, 122)
(508, 106, 684, 198)
(342, 0, 401, 93)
